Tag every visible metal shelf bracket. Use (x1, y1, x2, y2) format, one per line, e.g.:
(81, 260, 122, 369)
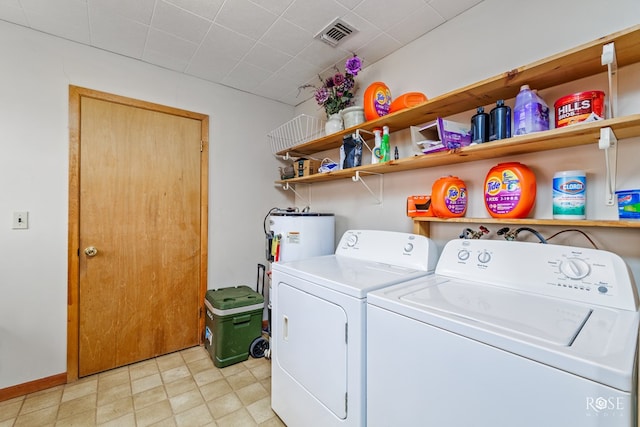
(281, 181, 310, 205)
(352, 170, 383, 205)
(599, 42, 619, 206)
(598, 126, 618, 206)
(601, 42, 618, 119)
(355, 128, 375, 154)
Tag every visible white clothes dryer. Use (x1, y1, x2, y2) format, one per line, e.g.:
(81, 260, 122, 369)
(367, 239, 640, 427)
(271, 230, 439, 427)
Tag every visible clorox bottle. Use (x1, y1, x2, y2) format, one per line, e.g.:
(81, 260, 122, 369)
(431, 176, 467, 218)
(484, 162, 536, 218)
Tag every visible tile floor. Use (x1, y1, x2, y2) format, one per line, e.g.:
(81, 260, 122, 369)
(0, 346, 285, 427)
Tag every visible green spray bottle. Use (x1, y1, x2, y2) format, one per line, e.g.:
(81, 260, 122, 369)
(381, 126, 390, 162)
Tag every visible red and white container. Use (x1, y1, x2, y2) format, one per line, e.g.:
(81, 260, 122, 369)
(554, 91, 605, 128)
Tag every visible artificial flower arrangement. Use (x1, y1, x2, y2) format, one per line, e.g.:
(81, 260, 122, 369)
(302, 54, 363, 117)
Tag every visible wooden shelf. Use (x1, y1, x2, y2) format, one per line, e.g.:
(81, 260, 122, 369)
(411, 216, 640, 238)
(276, 114, 640, 185)
(412, 216, 640, 228)
(277, 24, 640, 157)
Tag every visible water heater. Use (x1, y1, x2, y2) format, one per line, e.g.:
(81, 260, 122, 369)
(268, 211, 335, 262)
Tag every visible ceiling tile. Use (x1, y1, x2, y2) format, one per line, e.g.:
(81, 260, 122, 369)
(334, 12, 379, 54)
(353, 0, 425, 31)
(0, 1, 28, 26)
(88, 0, 155, 25)
(186, 53, 237, 82)
(335, 0, 363, 10)
(249, 0, 295, 16)
(386, 3, 445, 44)
(283, 0, 350, 36)
(215, 0, 278, 41)
(280, 56, 323, 87)
(260, 17, 313, 57)
(244, 42, 294, 72)
(194, 23, 256, 62)
(297, 39, 350, 69)
(142, 49, 190, 72)
(146, 28, 198, 63)
(256, 73, 316, 106)
(428, 0, 483, 20)
(163, 0, 225, 20)
(222, 61, 272, 91)
(151, 0, 212, 44)
(89, 7, 148, 58)
(21, 0, 90, 44)
(356, 32, 402, 65)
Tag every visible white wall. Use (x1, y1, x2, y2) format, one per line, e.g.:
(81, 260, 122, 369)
(295, 0, 640, 272)
(0, 21, 293, 389)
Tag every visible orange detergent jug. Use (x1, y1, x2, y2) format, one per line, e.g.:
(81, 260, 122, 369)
(363, 82, 392, 121)
(484, 162, 536, 218)
(430, 176, 467, 218)
(389, 92, 427, 113)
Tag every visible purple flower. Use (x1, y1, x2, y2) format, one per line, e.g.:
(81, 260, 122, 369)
(299, 53, 362, 116)
(315, 87, 329, 104)
(345, 55, 362, 76)
(324, 77, 335, 88)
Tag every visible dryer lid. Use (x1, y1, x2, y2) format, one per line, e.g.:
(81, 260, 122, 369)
(401, 279, 592, 346)
(274, 255, 430, 298)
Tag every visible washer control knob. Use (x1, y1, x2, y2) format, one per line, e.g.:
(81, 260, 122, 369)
(404, 243, 414, 253)
(457, 249, 470, 261)
(477, 251, 491, 264)
(559, 258, 590, 280)
(346, 234, 358, 247)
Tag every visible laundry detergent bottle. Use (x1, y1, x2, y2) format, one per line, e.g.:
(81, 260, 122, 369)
(484, 162, 536, 218)
(513, 85, 550, 135)
(431, 176, 467, 218)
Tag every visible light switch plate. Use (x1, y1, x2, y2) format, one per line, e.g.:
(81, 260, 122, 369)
(13, 211, 28, 229)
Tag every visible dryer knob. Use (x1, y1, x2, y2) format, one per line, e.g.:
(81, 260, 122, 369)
(404, 243, 414, 253)
(477, 251, 491, 264)
(560, 258, 591, 280)
(346, 234, 358, 247)
(457, 249, 470, 261)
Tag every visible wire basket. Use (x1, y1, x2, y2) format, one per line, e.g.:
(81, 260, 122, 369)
(268, 114, 325, 155)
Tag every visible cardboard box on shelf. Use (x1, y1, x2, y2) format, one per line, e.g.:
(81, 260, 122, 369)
(411, 118, 471, 155)
(296, 159, 321, 177)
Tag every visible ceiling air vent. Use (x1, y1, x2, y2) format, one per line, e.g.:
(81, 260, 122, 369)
(314, 18, 357, 47)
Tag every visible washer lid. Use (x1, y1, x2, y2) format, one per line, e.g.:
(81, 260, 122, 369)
(401, 279, 592, 346)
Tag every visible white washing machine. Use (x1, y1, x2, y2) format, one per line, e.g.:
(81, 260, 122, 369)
(367, 239, 640, 427)
(271, 230, 439, 427)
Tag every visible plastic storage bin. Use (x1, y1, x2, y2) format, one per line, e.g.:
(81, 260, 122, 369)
(204, 286, 264, 368)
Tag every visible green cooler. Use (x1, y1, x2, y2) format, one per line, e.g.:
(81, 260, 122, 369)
(204, 286, 264, 368)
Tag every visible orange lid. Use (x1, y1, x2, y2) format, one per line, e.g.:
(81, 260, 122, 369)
(363, 82, 392, 121)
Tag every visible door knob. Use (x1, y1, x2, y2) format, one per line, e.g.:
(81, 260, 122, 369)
(84, 246, 98, 257)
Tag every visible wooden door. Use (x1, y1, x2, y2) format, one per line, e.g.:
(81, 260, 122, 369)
(67, 86, 209, 379)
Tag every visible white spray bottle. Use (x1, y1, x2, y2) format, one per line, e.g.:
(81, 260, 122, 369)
(371, 128, 382, 164)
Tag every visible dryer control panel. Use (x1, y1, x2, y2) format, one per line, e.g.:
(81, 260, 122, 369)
(436, 239, 638, 311)
(336, 230, 439, 272)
